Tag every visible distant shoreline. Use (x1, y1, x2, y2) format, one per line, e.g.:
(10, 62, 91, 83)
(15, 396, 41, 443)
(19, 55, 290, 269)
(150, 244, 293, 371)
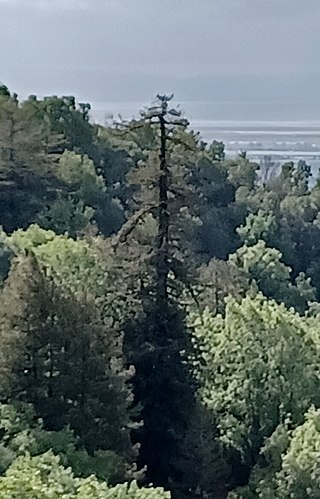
(90, 102, 320, 167)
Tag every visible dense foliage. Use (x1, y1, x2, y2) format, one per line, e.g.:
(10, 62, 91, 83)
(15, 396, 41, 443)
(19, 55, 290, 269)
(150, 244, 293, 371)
(1, 83, 320, 498)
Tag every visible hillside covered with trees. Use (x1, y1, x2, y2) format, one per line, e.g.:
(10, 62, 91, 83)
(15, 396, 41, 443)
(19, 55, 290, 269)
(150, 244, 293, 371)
(1, 85, 320, 498)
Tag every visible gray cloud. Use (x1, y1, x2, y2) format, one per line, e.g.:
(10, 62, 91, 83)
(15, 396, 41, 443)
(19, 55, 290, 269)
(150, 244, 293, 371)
(0, 0, 93, 10)
(1, 0, 319, 109)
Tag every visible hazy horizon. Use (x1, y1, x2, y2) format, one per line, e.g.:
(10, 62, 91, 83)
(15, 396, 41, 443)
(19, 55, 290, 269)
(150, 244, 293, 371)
(1, 0, 320, 120)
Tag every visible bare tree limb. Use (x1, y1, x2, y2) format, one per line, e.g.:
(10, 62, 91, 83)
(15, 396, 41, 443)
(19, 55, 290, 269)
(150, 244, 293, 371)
(112, 204, 158, 250)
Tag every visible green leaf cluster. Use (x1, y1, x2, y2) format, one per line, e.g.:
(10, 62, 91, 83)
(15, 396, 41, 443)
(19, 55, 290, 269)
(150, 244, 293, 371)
(0, 451, 169, 499)
(189, 295, 320, 468)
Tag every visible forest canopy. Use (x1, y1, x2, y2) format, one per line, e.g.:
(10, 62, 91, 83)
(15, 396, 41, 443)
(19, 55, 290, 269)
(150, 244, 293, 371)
(0, 85, 320, 498)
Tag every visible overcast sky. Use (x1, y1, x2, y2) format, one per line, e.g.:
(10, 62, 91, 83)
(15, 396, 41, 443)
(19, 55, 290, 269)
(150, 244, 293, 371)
(1, 0, 320, 113)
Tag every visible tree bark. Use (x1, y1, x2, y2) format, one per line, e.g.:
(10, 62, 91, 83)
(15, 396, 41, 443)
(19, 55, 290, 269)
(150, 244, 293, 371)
(156, 111, 170, 337)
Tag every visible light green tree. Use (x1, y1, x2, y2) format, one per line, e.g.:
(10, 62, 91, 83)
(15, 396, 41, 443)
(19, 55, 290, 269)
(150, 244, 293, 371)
(0, 451, 170, 499)
(56, 150, 105, 198)
(237, 210, 276, 247)
(189, 295, 320, 473)
(0, 402, 127, 484)
(231, 408, 320, 499)
(230, 240, 316, 313)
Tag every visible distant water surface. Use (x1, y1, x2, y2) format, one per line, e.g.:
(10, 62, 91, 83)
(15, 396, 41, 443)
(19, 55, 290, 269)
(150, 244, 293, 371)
(90, 101, 320, 175)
